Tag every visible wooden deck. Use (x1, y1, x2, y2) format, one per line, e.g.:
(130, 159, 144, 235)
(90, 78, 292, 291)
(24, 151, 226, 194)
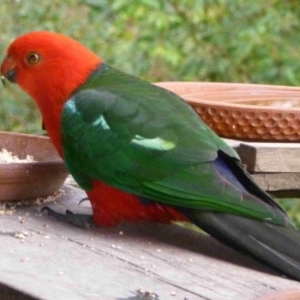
(0, 140, 300, 299)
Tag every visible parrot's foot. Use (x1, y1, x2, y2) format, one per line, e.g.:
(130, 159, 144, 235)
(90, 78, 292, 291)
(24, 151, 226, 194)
(41, 206, 93, 229)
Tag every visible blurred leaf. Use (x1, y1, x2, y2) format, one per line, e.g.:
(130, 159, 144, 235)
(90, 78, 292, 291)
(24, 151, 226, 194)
(278, 199, 300, 229)
(1, 0, 300, 132)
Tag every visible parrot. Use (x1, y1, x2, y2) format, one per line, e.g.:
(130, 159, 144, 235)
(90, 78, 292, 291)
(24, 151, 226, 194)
(1, 31, 300, 281)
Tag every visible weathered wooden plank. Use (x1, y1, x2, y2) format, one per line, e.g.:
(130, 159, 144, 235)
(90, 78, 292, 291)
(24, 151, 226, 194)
(252, 173, 300, 192)
(223, 139, 300, 196)
(237, 144, 300, 173)
(224, 139, 300, 173)
(224, 139, 300, 150)
(0, 184, 299, 300)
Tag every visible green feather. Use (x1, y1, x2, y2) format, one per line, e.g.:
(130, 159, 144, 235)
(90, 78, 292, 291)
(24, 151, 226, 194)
(61, 63, 291, 226)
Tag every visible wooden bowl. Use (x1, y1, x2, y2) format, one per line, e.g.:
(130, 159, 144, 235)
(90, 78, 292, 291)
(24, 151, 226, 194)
(155, 82, 300, 142)
(0, 131, 69, 201)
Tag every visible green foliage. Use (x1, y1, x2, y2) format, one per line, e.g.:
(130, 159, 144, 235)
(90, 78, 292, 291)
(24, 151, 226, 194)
(1, 0, 300, 133)
(278, 199, 300, 228)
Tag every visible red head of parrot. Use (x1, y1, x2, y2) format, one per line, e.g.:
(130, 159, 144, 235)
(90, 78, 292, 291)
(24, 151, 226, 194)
(0, 31, 102, 156)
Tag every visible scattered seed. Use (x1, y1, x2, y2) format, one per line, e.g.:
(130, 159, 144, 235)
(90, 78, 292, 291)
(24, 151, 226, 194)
(0, 149, 35, 164)
(0, 190, 62, 217)
(136, 288, 158, 299)
(14, 233, 25, 239)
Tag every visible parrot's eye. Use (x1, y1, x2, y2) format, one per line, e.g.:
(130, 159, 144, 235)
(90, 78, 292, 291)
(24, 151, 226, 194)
(26, 52, 40, 65)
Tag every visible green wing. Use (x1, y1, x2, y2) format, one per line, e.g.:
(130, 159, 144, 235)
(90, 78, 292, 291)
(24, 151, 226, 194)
(61, 64, 289, 225)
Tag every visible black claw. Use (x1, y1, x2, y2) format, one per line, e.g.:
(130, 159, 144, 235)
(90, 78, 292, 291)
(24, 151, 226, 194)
(78, 197, 90, 206)
(41, 206, 93, 229)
